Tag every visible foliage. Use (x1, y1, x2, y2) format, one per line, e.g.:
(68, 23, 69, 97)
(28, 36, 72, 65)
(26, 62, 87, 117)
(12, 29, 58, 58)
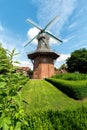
(52, 73, 87, 80)
(0, 48, 29, 129)
(22, 106, 87, 130)
(21, 77, 87, 129)
(45, 78, 87, 99)
(1, 44, 87, 129)
(54, 67, 58, 71)
(7, 48, 20, 71)
(27, 69, 33, 78)
(66, 48, 87, 73)
(59, 64, 67, 70)
(0, 44, 11, 74)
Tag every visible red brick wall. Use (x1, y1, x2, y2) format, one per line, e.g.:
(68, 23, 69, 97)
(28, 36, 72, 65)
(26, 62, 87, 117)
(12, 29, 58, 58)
(33, 56, 54, 79)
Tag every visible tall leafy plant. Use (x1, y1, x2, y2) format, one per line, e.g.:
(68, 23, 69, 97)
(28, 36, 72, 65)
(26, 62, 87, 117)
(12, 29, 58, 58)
(0, 44, 11, 74)
(0, 48, 28, 129)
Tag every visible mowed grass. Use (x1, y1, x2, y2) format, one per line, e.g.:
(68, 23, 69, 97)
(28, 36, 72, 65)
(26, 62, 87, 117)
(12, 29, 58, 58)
(21, 79, 87, 113)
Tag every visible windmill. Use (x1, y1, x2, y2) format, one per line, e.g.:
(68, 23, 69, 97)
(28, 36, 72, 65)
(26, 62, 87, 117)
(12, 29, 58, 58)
(25, 16, 62, 79)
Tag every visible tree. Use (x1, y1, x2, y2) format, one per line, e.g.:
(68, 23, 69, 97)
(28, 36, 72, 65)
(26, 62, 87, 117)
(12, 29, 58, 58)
(66, 48, 87, 73)
(59, 64, 67, 70)
(0, 44, 11, 74)
(27, 68, 33, 78)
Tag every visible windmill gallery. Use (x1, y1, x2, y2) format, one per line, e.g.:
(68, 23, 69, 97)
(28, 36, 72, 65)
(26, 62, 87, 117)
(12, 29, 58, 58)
(24, 16, 62, 79)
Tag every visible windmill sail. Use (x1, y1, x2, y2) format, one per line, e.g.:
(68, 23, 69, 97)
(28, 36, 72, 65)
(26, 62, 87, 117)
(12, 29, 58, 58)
(24, 15, 62, 47)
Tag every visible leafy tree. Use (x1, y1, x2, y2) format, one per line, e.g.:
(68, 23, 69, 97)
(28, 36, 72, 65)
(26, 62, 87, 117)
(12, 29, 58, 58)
(27, 68, 33, 78)
(0, 44, 11, 74)
(7, 48, 20, 72)
(66, 48, 87, 73)
(54, 67, 58, 71)
(59, 64, 67, 70)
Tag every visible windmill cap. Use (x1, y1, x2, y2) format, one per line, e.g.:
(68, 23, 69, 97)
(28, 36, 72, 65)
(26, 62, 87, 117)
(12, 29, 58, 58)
(37, 33, 49, 40)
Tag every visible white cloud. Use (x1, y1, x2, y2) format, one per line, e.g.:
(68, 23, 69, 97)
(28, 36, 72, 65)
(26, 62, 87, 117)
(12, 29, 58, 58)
(49, 37, 58, 44)
(56, 53, 70, 63)
(33, 0, 77, 35)
(57, 54, 70, 62)
(55, 53, 70, 68)
(27, 27, 61, 45)
(0, 23, 24, 51)
(27, 0, 77, 46)
(0, 23, 28, 68)
(16, 60, 33, 70)
(0, 38, 16, 51)
(68, 22, 77, 29)
(20, 61, 30, 66)
(0, 24, 4, 32)
(63, 35, 76, 43)
(27, 27, 39, 44)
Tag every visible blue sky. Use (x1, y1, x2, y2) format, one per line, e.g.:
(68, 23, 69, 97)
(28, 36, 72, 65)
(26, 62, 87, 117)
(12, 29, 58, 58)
(0, 0, 87, 69)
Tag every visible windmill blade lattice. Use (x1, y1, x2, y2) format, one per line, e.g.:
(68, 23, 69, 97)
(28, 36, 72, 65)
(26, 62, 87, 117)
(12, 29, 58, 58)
(24, 15, 62, 47)
(45, 31, 62, 43)
(24, 34, 39, 47)
(26, 19, 42, 31)
(43, 15, 58, 31)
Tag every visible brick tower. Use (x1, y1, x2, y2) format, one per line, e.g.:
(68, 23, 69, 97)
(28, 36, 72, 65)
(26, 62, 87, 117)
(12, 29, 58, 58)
(27, 33, 60, 79)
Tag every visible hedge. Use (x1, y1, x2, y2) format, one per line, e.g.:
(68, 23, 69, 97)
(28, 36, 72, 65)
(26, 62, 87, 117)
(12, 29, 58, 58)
(22, 106, 87, 130)
(45, 78, 87, 100)
(52, 73, 87, 81)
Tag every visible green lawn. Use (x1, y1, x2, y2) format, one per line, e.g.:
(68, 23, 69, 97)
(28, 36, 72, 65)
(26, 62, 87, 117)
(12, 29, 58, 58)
(21, 79, 87, 113)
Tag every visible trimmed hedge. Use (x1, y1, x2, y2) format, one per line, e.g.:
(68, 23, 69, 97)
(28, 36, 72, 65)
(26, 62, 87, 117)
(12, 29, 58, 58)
(45, 78, 87, 99)
(52, 73, 87, 80)
(22, 106, 87, 130)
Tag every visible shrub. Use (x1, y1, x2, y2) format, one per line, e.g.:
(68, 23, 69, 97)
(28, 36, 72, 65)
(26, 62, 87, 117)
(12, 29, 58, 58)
(0, 48, 29, 129)
(0, 44, 11, 74)
(23, 106, 87, 130)
(66, 48, 87, 73)
(45, 78, 87, 99)
(52, 73, 87, 80)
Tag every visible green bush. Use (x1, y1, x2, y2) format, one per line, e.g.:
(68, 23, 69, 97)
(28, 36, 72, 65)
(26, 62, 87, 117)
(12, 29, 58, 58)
(0, 48, 29, 129)
(45, 78, 87, 99)
(22, 106, 87, 130)
(0, 73, 29, 129)
(52, 73, 87, 80)
(0, 44, 11, 74)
